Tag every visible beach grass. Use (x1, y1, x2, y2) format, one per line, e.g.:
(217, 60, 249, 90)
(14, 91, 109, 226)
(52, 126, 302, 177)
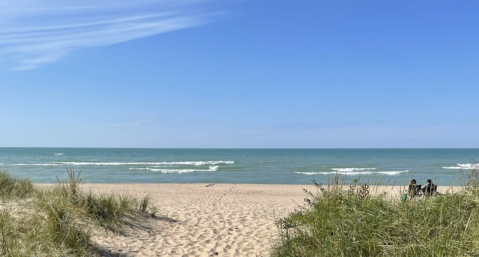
(0, 170, 155, 256)
(271, 172, 479, 257)
(0, 171, 35, 199)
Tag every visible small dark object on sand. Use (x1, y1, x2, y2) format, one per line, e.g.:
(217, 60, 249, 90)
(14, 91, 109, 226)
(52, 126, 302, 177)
(206, 183, 215, 187)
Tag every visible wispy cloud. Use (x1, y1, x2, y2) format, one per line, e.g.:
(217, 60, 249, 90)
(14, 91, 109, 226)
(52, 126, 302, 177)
(0, 0, 220, 70)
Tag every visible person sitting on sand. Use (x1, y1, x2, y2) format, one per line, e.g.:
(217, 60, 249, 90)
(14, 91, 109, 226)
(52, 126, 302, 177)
(408, 179, 421, 196)
(421, 179, 437, 196)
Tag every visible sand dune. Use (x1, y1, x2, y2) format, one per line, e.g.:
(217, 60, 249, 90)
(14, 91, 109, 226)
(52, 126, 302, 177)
(84, 184, 461, 257)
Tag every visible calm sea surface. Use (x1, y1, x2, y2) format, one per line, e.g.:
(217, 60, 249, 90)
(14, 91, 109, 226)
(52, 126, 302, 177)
(0, 148, 478, 185)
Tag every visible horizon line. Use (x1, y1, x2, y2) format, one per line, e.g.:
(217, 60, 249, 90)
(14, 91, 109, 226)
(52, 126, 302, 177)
(0, 147, 478, 150)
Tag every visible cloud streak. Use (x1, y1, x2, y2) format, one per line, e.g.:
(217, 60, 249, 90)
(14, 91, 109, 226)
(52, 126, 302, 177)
(0, 0, 219, 70)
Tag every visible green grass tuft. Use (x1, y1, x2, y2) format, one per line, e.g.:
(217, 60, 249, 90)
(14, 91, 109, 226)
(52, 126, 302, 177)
(139, 195, 151, 213)
(272, 173, 479, 257)
(44, 200, 91, 255)
(0, 171, 34, 199)
(0, 170, 157, 256)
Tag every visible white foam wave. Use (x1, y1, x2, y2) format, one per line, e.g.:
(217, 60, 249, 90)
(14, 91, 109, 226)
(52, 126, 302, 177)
(54, 153, 63, 156)
(332, 168, 377, 172)
(295, 170, 409, 176)
(52, 161, 234, 166)
(295, 172, 320, 175)
(13, 163, 62, 166)
(442, 163, 479, 170)
(375, 170, 409, 175)
(130, 166, 219, 173)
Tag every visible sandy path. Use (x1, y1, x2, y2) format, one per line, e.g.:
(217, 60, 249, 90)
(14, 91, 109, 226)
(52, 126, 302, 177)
(84, 184, 314, 257)
(82, 184, 462, 257)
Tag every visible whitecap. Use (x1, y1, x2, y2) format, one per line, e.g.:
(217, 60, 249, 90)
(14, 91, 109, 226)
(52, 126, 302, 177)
(332, 168, 377, 172)
(54, 153, 63, 156)
(130, 166, 219, 173)
(53, 161, 234, 166)
(294, 172, 321, 175)
(442, 163, 479, 170)
(377, 170, 410, 175)
(295, 170, 409, 176)
(13, 163, 62, 166)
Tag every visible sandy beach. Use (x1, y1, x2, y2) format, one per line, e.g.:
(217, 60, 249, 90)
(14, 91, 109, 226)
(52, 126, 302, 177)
(79, 183, 462, 257)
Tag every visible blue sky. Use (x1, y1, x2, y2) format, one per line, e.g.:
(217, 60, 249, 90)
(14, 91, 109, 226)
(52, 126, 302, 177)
(0, 0, 478, 148)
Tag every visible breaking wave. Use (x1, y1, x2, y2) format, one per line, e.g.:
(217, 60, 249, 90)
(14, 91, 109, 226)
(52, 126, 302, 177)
(332, 168, 377, 172)
(130, 166, 219, 173)
(13, 163, 62, 166)
(13, 161, 234, 166)
(442, 163, 479, 170)
(295, 170, 409, 176)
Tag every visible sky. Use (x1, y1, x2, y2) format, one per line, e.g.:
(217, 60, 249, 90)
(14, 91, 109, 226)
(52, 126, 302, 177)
(0, 0, 478, 148)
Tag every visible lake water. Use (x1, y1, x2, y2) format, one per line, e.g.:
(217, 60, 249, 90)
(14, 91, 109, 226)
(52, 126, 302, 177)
(0, 148, 478, 185)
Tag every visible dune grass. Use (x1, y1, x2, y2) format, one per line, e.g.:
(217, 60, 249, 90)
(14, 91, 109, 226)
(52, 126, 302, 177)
(0, 170, 155, 256)
(48, 169, 146, 231)
(0, 171, 34, 200)
(271, 173, 479, 257)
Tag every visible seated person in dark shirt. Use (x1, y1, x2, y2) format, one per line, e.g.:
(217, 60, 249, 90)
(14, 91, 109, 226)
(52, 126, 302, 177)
(408, 179, 421, 196)
(421, 179, 437, 195)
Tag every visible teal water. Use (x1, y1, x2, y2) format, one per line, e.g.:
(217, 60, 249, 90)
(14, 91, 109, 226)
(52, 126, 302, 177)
(0, 148, 478, 185)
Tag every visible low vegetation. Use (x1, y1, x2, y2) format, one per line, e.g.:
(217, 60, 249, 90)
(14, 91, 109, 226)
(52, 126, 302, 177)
(0, 170, 156, 256)
(0, 171, 34, 199)
(272, 172, 479, 257)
